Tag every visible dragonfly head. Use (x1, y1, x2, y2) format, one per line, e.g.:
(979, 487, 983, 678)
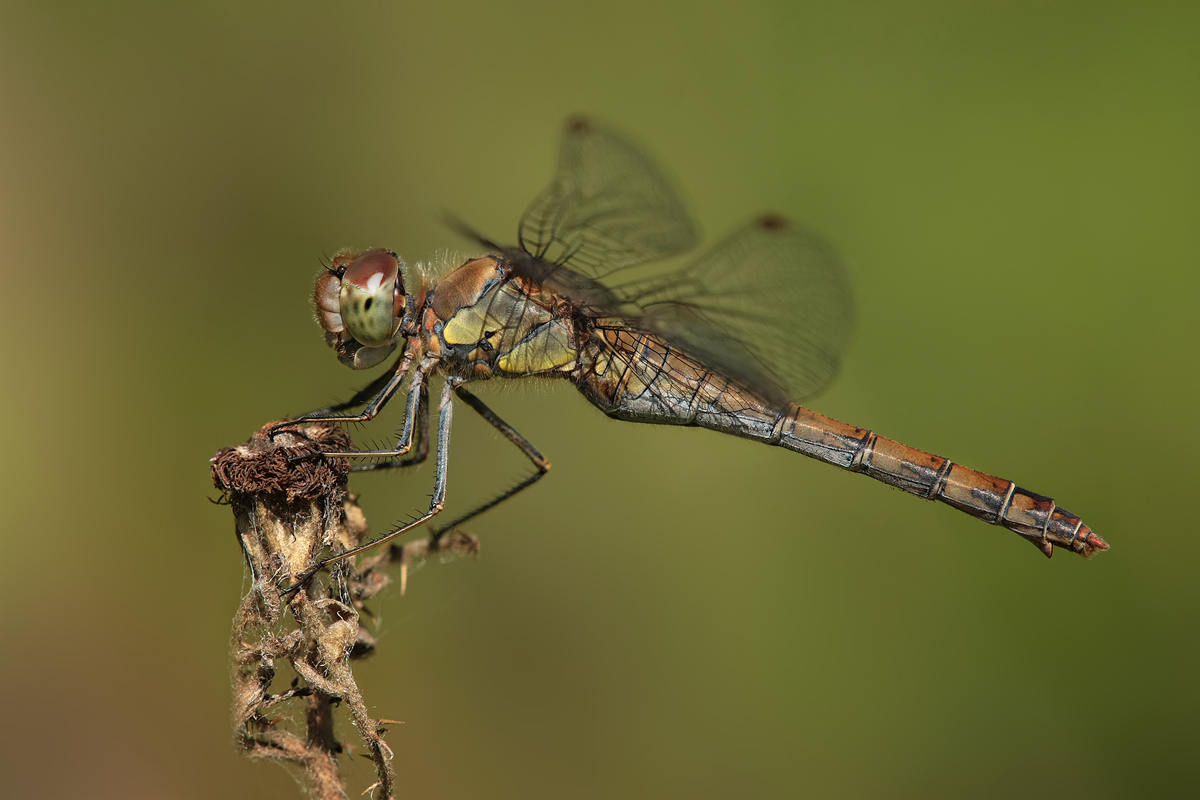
(313, 248, 409, 369)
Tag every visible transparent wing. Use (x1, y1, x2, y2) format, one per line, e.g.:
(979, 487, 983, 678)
(612, 215, 855, 405)
(495, 119, 853, 405)
(518, 116, 700, 278)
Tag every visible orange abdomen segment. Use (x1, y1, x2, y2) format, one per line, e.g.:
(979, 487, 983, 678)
(779, 406, 1107, 558)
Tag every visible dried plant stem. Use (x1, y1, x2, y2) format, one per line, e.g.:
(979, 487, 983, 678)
(212, 422, 478, 799)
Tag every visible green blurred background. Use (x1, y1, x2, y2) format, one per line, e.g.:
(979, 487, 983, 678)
(2, 2, 1196, 798)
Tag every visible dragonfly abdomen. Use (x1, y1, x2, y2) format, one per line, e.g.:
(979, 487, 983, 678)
(778, 405, 1107, 557)
(577, 327, 1105, 559)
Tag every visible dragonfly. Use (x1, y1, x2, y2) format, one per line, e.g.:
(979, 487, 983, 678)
(273, 116, 1107, 590)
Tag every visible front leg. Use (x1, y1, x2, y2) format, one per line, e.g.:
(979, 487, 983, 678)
(348, 383, 432, 472)
(320, 357, 436, 460)
(269, 343, 418, 439)
(350, 381, 430, 472)
(294, 351, 408, 419)
(282, 375, 459, 594)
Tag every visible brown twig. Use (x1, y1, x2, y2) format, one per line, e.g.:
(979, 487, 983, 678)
(212, 422, 478, 799)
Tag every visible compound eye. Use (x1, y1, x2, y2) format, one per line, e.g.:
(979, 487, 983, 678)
(339, 249, 402, 347)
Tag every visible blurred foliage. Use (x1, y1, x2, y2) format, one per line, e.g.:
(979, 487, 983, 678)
(1, 1, 1196, 798)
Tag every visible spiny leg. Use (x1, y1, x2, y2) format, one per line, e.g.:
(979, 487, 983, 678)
(307, 352, 408, 417)
(268, 345, 417, 439)
(351, 383, 430, 472)
(321, 361, 433, 460)
(430, 385, 550, 546)
(282, 376, 458, 595)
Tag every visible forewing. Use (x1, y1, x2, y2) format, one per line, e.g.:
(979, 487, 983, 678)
(616, 215, 855, 405)
(518, 117, 700, 278)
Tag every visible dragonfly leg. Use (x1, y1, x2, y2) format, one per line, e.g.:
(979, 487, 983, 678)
(268, 345, 417, 439)
(350, 383, 430, 472)
(429, 386, 550, 545)
(320, 360, 434, 460)
(282, 375, 458, 595)
(303, 352, 406, 417)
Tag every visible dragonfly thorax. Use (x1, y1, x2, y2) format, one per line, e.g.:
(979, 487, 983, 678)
(313, 248, 409, 369)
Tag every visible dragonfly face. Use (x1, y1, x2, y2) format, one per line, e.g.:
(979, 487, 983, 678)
(313, 248, 409, 369)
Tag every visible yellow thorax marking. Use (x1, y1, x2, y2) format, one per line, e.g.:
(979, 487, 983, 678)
(498, 320, 576, 374)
